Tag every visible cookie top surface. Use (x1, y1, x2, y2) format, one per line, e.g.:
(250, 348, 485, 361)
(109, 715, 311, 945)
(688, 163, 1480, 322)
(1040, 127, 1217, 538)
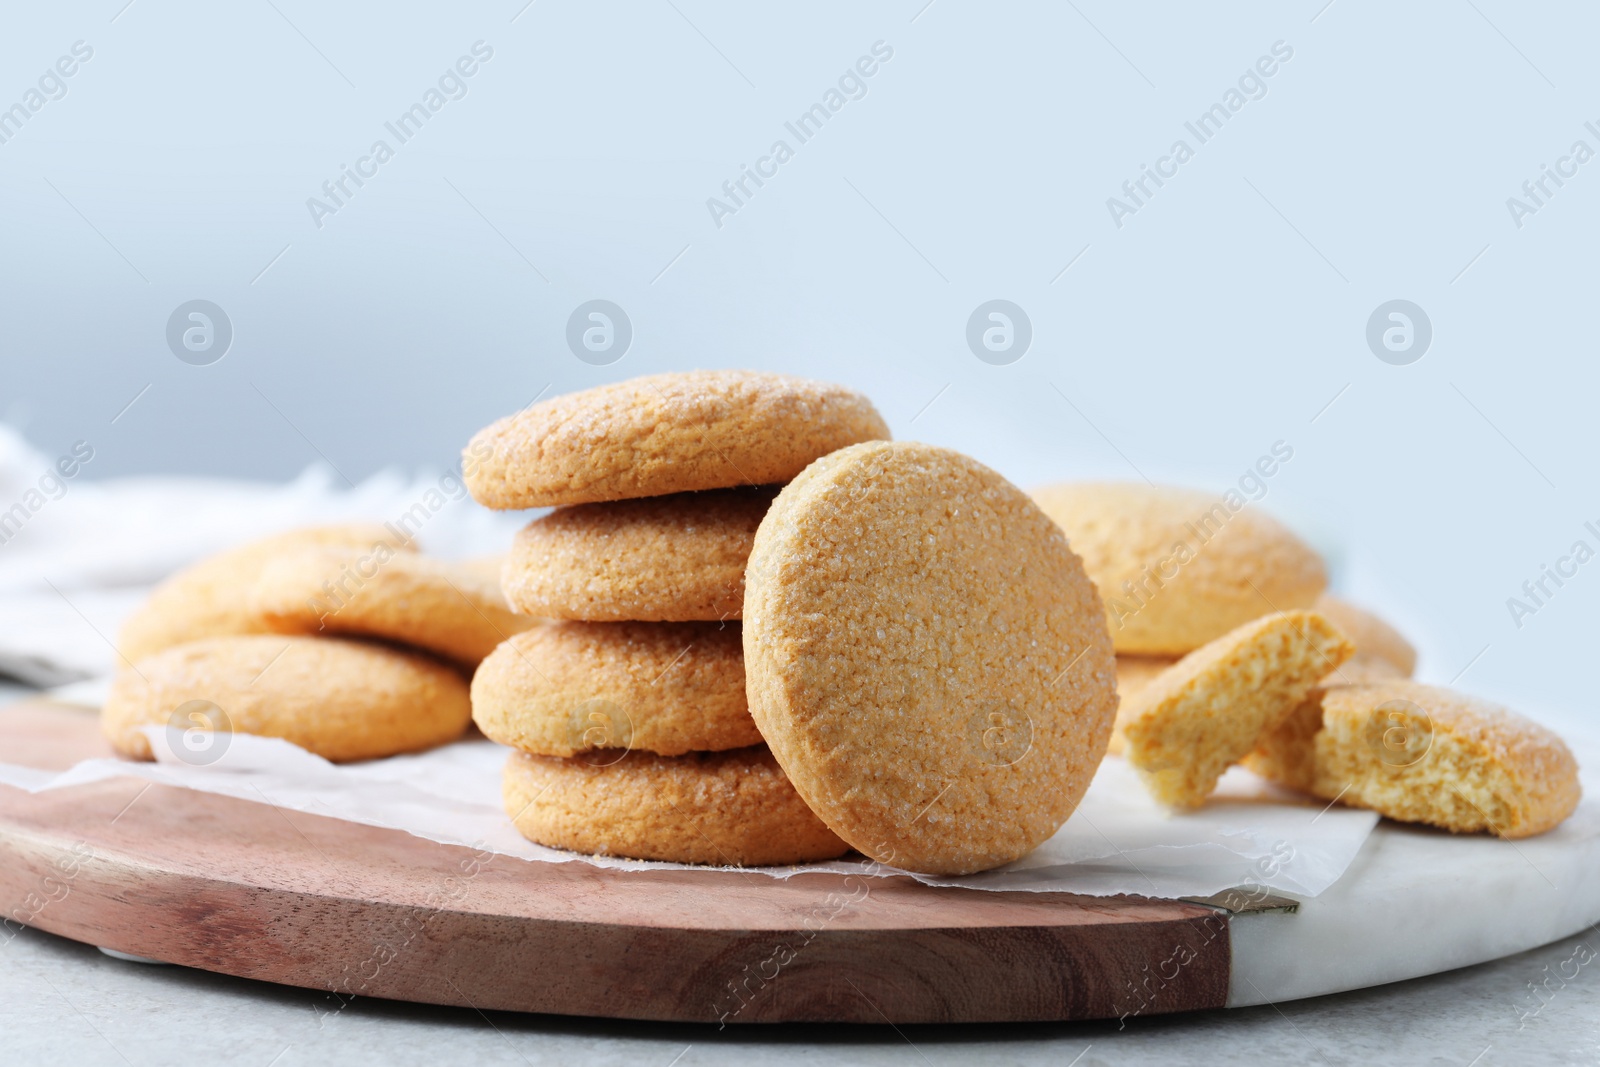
(1030, 481, 1327, 655)
(102, 634, 471, 763)
(250, 547, 531, 665)
(743, 441, 1118, 876)
(471, 620, 759, 757)
(503, 486, 778, 621)
(464, 370, 890, 509)
(117, 524, 415, 663)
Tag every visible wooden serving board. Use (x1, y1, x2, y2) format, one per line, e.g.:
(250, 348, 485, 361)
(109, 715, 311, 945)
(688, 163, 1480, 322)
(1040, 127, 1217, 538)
(0, 700, 1231, 1025)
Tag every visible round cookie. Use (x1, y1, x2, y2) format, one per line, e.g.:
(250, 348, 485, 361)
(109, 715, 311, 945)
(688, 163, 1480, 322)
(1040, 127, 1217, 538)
(744, 441, 1118, 876)
(251, 548, 533, 666)
(502, 486, 777, 621)
(118, 525, 414, 663)
(472, 621, 760, 757)
(502, 746, 849, 865)
(102, 635, 471, 763)
(1030, 482, 1327, 656)
(464, 370, 890, 509)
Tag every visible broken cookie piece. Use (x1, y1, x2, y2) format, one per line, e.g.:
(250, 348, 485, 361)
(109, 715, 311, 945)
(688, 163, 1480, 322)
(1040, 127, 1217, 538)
(1121, 610, 1353, 808)
(1245, 680, 1581, 839)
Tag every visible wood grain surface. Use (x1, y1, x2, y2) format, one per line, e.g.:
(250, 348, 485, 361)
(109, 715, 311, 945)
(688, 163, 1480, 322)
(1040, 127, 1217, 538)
(0, 700, 1230, 1024)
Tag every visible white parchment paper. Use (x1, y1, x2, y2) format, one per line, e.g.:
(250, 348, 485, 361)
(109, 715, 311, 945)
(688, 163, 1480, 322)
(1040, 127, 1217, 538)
(0, 726, 1378, 899)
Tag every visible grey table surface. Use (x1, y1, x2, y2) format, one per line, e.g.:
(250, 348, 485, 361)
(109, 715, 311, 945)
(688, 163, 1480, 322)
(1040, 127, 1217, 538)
(3, 683, 1597, 1066)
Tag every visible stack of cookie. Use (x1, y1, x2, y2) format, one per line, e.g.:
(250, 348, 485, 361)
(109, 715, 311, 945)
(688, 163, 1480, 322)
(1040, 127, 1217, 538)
(463, 370, 892, 866)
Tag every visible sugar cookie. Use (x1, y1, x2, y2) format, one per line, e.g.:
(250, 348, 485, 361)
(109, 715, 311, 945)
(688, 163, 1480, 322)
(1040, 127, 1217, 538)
(1030, 482, 1327, 655)
(744, 441, 1118, 876)
(472, 620, 759, 757)
(117, 525, 413, 663)
(251, 548, 532, 666)
(464, 371, 889, 509)
(502, 487, 777, 622)
(102, 635, 472, 762)
(502, 746, 849, 865)
(1120, 610, 1353, 808)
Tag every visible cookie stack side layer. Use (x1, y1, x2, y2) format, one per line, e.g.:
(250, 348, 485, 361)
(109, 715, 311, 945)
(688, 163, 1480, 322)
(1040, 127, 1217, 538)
(501, 487, 777, 622)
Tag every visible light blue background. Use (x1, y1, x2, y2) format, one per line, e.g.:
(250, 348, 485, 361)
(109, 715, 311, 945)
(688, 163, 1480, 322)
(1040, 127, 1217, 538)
(2, 1, 1596, 730)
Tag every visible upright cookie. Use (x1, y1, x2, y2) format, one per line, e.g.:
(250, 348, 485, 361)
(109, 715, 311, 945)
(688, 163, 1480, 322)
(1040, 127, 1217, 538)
(251, 548, 533, 666)
(744, 441, 1118, 876)
(102, 635, 472, 763)
(1030, 482, 1327, 655)
(1120, 610, 1353, 808)
(464, 371, 889, 509)
(472, 620, 759, 757)
(118, 525, 413, 662)
(502, 487, 777, 621)
(502, 747, 849, 866)
(1245, 681, 1580, 839)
